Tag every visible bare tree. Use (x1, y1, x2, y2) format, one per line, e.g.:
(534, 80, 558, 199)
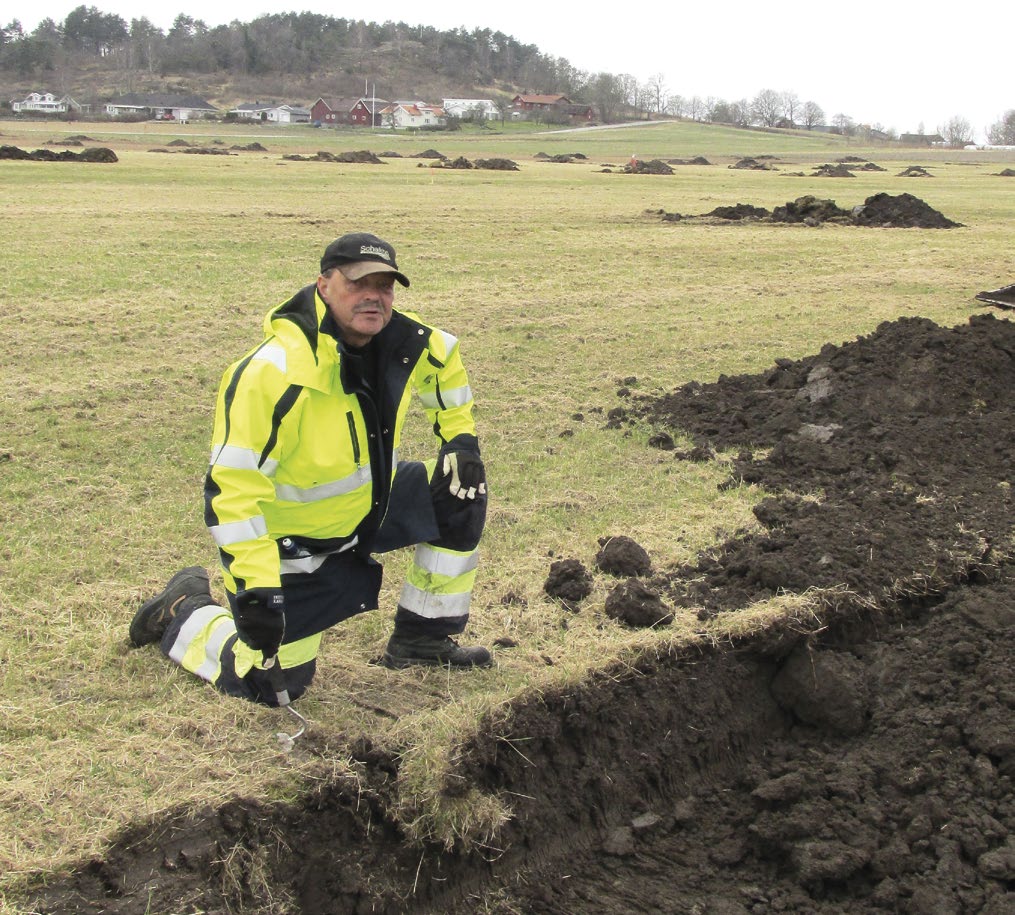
(987, 110, 1015, 145)
(939, 115, 973, 147)
(832, 112, 855, 136)
(781, 90, 801, 126)
(644, 72, 667, 116)
(751, 88, 783, 127)
(667, 94, 687, 118)
(687, 95, 705, 121)
(801, 100, 824, 130)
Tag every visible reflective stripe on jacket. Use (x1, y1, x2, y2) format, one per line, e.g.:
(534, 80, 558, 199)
(204, 284, 477, 596)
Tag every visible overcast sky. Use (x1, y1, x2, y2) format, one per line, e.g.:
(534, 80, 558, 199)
(15, 1, 1014, 143)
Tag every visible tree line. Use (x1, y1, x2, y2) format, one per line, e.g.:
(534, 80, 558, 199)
(2, 5, 1012, 143)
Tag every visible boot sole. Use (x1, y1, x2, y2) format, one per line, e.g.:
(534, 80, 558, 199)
(129, 566, 210, 647)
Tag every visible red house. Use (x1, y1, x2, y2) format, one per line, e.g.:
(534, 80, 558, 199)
(510, 94, 594, 123)
(310, 97, 387, 127)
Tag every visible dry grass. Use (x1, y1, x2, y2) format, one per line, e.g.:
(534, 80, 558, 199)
(2, 117, 1013, 908)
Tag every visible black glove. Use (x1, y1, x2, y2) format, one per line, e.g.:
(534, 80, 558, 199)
(439, 451, 487, 500)
(234, 588, 285, 658)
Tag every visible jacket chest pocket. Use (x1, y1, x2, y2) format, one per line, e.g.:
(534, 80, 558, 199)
(289, 396, 366, 485)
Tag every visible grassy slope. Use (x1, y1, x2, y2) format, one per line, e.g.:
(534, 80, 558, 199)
(1, 117, 1012, 906)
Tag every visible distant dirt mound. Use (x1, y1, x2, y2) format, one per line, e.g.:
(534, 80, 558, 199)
(997, 168, 1015, 177)
(852, 192, 962, 228)
(432, 156, 474, 169)
(707, 203, 771, 220)
(898, 165, 932, 177)
(811, 163, 855, 178)
(668, 155, 711, 165)
(0, 144, 117, 162)
(654, 193, 961, 228)
(283, 150, 383, 163)
(412, 148, 445, 158)
(230, 142, 267, 151)
(181, 147, 234, 155)
(730, 157, 775, 170)
(474, 157, 520, 170)
(625, 158, 674, 175)
(771, 195, 851, 223)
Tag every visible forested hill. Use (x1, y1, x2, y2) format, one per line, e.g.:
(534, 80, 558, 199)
(0, 9, 595, 108)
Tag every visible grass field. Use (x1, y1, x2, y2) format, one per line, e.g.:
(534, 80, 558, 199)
(1, 116, 1013, 908)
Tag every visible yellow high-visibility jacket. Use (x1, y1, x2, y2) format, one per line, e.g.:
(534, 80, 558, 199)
(204, 284, 477, 597)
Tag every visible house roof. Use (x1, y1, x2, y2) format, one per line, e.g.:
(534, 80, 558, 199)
(513, 94, 571, 105)
(108, 93, 216, 110)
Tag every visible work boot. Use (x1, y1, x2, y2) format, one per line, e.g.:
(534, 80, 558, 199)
(382, 632, 492, 669)
(129, 566, 211, 647)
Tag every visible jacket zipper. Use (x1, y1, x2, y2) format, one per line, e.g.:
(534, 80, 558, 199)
(346, 411, 361, 465)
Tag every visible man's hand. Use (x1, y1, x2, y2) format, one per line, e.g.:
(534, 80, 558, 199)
(234, 588, 285, 658)
(442, 451, 487, 500)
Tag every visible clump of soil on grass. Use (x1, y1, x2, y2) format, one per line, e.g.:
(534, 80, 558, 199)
(595, 535, 652, 577)
(898, 164, 932, 177)
(996, 168, 1015, 177)
(543, 558, 593, 609)
(604, 578, 673, 627)
(230, 141, 267, 152)
(411, 148, 445, 158)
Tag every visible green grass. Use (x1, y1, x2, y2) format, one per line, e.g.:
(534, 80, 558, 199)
(1, 117, 1013, 908)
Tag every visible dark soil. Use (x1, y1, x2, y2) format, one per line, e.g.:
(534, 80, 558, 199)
(654, 193, 962, 229)
(625, 158, 674, 175)
(0, 144, 117, 162)
(30, 315, 1015, 914)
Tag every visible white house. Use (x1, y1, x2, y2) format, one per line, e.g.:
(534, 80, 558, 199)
(379, 102, 445, 130)
(104, 93, 217, 121)
(11, 92, 81, 114)
(442, 98, 499, 121)
(229, 102, 310, 124)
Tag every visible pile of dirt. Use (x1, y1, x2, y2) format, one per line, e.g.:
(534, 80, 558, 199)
(230, 142, 267, 152)
(668, 155, 711, 165)
(535, 151, 587, 162)
(811, 163, 855, 178)
(624, 158, 674, 175)
(411, 148, 445, 158)
(898, 165, 932, 177)
(771, 195, 852, 224)
(283, 150, 384, 163)
(654, 194, 960, 229)
(730, 157, 775, 170)
(707, 203, 771, 220)
(852, 192, 963, 228)
(181, 147, 234, 155)
(996, 168, 1015, 177)
(632, 314, 1012, 616)
(0, 145, 117, 162)
(474, 157, 520, 170)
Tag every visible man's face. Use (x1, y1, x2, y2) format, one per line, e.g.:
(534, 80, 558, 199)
(317, 268, 396, 347)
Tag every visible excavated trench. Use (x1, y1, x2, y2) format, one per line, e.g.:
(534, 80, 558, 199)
(32, 313, 1015, 914)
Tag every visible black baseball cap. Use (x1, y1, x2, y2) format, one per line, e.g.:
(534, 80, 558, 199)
(320, 232, 409, 287)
